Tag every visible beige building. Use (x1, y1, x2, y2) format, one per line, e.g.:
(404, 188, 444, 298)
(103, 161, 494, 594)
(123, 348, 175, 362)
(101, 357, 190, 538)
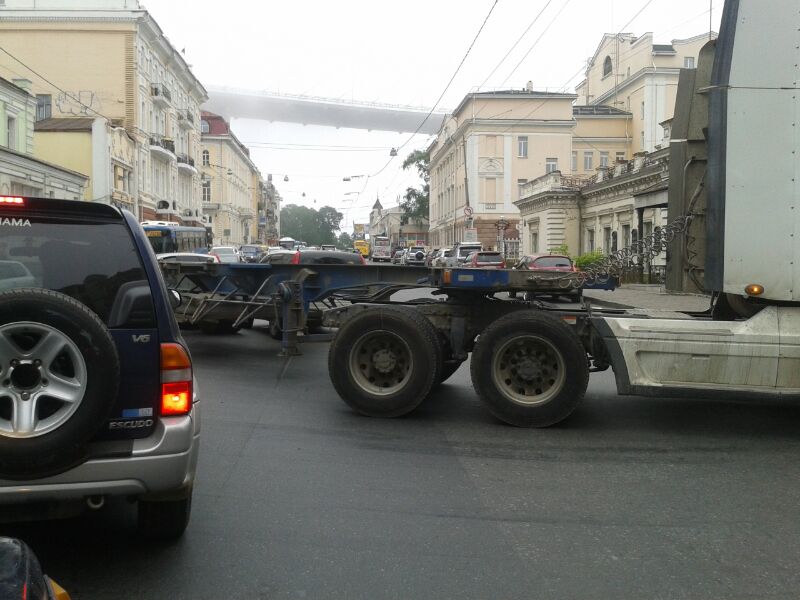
(428, 88, 631, 252)
(34, 116, 137, 209)
(576, 32, 713, 153)
(0, 0, 208, 223)
(0, 76, 86, 199)
(515, 148, 670, 278)
(369, 198, 429, 248)
(200, 112, 262, 245)
(261, 174, 281, 245)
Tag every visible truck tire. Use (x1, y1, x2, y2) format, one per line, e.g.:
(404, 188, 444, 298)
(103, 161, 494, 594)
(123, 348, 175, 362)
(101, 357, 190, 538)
(0, 289, 119, 479)
(470, 311, 588, 427)
(328, 306, 442, 418)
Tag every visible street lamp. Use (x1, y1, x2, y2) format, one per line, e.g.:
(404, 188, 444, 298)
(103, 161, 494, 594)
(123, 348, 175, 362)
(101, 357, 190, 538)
(495, 215, 509, 254)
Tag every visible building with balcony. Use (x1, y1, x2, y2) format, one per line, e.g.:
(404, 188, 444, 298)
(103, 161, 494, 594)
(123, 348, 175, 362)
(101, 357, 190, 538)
(428, 86, 631, 251)
(0, 76, 87, 199)
(200, 111, 264, 245)
(0, 0, 208, 223)
(576, 31, 714, 153)
(514, 146, 670, 280)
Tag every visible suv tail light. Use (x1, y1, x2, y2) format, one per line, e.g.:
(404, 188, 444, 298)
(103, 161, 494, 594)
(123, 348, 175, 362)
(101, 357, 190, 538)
(160, 343, 192, 416)
(0, 196, 24, 205)
(291, 251, 301, 264)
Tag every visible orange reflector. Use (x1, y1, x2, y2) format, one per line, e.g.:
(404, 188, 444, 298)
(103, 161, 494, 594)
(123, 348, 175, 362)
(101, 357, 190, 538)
(443, 270, 452, 284)
(745, 284, 764, 296)
(0, 196, 24, 205)
(161, 343, 191, 370)
(161, 381, 191, 416)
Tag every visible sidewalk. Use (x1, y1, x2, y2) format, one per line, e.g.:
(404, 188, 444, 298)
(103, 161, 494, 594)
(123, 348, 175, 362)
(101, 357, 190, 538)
(584, 284, 711, 311)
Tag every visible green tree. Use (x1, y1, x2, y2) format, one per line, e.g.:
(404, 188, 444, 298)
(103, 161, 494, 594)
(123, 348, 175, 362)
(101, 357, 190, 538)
(280, 204, 344, 246)
(400, 149, 430, 224)
(337, 231, 353, 250)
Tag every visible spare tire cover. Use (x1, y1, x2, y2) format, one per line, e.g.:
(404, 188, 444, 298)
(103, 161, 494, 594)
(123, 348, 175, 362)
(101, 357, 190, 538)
(0, 289, 120, 480)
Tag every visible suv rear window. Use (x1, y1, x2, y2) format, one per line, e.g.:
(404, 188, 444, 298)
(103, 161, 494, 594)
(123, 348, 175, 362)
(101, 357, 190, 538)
(476, 252, 503, 263)
(533, 256, 572, 268)
(0, 217, 155, 328)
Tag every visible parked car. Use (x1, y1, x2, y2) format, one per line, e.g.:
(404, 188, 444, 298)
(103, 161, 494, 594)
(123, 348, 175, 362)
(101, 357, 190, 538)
(402, 246, 427, 266)
(210, 245, 240, 263)
(391, 249, 406, 264)
(263, 248, 366, 265)
(0, 260, 36, 291)
(0, 196, 199, 540)
(432, 248, 454, 267)
(453, 242, 483, 265)
(157, 252, 219, 264)
(466, 251, 506, 269)
(513, 254, 581, 302)
(238, 244, 264, 263)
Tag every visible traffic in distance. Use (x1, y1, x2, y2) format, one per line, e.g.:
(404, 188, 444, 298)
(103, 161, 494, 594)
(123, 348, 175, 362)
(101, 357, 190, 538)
(1, 0, 798, 598)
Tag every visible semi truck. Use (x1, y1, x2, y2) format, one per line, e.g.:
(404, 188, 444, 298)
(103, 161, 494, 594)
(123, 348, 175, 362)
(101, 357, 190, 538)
(163, 0, 800, 428)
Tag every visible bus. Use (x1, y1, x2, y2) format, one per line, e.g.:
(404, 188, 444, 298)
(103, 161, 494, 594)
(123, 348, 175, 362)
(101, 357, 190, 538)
(141, 221, 211, 254)
(353, 239, 369, 258)
(370, 236, 392, 262)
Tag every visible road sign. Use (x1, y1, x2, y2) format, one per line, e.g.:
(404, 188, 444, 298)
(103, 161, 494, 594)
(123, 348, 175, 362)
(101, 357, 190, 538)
(463, 206, 474, 218)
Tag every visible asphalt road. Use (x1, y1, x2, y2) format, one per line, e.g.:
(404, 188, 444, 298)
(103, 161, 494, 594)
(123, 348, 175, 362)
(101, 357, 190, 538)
(7, 321, 800, 599)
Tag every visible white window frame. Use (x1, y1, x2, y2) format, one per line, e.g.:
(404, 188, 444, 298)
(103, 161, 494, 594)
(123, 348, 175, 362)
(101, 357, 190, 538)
(599, 151, 609, 168)
(517, 136, 528, 158)
(545, 158, 558, 174)
(583, 151, 593, 171)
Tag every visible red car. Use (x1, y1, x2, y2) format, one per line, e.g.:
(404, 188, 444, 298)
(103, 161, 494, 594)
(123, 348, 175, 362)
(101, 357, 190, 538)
(466, 251, 505, 269)
(512, 254, 582, 302)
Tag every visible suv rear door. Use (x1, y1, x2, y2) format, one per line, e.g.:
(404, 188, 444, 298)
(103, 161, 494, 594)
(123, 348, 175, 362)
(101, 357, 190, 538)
(0, 198, 160, 441)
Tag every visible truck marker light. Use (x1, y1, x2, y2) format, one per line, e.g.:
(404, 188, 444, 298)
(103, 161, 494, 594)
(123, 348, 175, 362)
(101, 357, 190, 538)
(745, 284, 764, 296)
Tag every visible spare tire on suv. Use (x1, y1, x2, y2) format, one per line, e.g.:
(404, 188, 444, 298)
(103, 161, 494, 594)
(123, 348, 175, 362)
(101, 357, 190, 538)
(0, 289, 120, 480)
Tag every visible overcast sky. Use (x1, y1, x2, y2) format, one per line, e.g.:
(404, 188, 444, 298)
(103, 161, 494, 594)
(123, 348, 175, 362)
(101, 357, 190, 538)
(143, 0, 721, 232)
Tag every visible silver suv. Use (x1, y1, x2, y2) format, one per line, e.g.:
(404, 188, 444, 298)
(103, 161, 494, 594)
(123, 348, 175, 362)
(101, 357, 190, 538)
(0, 197, 200, 540)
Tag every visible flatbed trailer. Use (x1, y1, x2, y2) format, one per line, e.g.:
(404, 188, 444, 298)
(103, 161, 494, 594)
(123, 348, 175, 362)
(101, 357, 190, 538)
(163, 0, 800, 429)
(167, 261, 800, 429)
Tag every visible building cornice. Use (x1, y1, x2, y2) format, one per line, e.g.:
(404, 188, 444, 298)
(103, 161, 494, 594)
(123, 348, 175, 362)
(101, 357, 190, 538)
(590, 67, 681, 105)
(514, 191, 578, 213)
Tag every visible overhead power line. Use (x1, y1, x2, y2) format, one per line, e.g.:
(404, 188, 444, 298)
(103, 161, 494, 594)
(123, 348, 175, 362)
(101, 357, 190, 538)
(357, 0, 501, 200)
(616, 0, 656, 33)
(479, 0, 553, 90)
(499, 0, 572, 88)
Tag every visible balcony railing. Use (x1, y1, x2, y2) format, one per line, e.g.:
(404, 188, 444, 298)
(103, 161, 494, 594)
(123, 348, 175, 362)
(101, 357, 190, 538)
(178, 109, 195, 128)
(150, 83, 172, 104)
(149, 134, 176, 159)
(177, 154, 195, 167)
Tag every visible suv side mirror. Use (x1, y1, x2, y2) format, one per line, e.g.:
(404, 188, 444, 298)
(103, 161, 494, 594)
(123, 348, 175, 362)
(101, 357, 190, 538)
(169, 289, 182, 309)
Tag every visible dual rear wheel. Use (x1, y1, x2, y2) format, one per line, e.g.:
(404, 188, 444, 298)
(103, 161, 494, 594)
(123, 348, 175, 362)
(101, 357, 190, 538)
(328, 307, 588, 427)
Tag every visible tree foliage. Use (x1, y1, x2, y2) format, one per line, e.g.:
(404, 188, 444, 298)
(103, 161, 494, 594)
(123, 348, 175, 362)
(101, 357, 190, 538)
(400, 149, 430, 224)
(337, 231, 353, 250)
(280, 204, 344, 246)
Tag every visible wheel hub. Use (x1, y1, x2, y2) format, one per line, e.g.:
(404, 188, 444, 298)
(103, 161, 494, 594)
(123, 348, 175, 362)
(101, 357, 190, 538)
(516, 359, 541, 382)
(9, 361, 44, 391)
(372, 348, 396, 374)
